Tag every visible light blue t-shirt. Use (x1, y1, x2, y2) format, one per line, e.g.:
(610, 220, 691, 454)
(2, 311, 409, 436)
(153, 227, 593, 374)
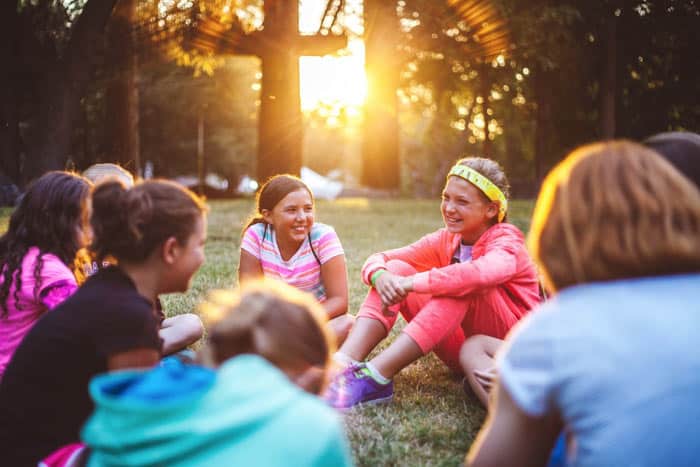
(499, 274, 700, 467)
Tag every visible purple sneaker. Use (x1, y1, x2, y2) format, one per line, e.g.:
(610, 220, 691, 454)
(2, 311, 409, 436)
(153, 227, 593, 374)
(324, 363, 393, 411)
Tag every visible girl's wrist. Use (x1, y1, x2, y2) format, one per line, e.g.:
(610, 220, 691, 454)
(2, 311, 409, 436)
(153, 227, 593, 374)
(401, 276, 413, 292)
(370, 269, 387, 287)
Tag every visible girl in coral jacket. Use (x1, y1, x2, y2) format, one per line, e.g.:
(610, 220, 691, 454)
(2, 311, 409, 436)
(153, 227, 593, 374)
(324, 157, 540, 410)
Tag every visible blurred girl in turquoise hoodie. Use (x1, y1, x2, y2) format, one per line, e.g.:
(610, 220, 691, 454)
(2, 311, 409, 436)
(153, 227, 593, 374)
(79, 280, 353, 467)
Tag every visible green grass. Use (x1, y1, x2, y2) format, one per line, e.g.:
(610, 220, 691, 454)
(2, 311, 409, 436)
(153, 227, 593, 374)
(0, 208, 11, 233)
(0, 198, 535, 466)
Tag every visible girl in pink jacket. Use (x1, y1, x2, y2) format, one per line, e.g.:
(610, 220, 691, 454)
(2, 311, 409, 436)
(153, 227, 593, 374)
(324, 157, 540, 410)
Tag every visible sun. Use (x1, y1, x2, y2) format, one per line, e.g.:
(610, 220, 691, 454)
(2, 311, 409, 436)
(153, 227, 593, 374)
(298, 0, 366, 117)
(299, 40, 366, 113)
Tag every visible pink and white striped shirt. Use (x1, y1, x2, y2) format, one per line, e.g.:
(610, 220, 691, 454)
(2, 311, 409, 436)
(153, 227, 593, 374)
(241, 222, 344, 301)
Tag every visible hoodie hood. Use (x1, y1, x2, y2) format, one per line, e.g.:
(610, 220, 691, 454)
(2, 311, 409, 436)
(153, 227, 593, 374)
(83, 355, 350, 467)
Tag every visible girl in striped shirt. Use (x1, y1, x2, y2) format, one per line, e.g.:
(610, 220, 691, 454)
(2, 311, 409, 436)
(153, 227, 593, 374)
(239, 175, 354, 345)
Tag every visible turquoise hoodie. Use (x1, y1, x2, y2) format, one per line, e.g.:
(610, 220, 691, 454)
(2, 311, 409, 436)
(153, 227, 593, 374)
(82, 355, 353, 467)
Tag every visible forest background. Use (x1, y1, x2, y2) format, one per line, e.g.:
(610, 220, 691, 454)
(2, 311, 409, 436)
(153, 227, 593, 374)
(0, 0, 698, 195)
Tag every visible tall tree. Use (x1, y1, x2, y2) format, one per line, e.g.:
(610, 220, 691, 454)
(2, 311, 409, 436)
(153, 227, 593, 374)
(0, 1, 21, 182)
(105, 0, 141, 173)
(362, 0, 401, 189)
(5, 0, 119, 185)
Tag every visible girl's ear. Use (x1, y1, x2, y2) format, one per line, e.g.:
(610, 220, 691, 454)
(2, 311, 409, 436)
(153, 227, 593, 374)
(261, 209, 273, 225)
(485, 201, 499, 220)
(161, 236, 180, 265)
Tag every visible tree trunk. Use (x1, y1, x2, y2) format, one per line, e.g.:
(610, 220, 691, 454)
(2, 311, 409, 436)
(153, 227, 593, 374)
(600, 17, 617, 139)
(257, 0, 302, 182)
(22, 0, 119, 185)
(105, 0, 140, 175)
(361, 0, 400, 189)
(197, 106, 205, 195)
(0, 1, 21, 183)
(534, 67, 553, 185)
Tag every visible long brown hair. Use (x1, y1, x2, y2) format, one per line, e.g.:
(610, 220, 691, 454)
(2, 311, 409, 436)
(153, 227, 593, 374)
(0, 172, 91, 317)
(199, 279, 334, 395)
(529, 140, 700, 293)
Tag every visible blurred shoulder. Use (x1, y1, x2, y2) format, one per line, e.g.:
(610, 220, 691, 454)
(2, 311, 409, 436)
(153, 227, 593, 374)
(486, 223, 525, 242)
(311, 222, 339, 240)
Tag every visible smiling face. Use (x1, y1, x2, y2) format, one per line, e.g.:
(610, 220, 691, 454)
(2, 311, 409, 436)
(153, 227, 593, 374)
(263, 188, 315, 250)
(441, 176, 498, 244)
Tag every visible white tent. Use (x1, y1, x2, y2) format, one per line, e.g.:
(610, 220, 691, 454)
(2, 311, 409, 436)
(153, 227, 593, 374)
(301, 167, 343, 200)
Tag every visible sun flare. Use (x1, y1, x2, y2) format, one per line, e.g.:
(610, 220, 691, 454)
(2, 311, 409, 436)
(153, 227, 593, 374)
(298, 0, 366, 115)
(299, 40, 367, 113)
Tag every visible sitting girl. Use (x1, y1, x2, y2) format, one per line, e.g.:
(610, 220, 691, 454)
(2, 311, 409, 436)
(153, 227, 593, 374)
(467, 141, 700, 467)
(80, 280, 352, 467)
(238, 174, 354, 345)
(0, 171, 91, 379)
(81, 162, 204, 355)
(0, 179, 207, 466)
(325, 157, 540, 410)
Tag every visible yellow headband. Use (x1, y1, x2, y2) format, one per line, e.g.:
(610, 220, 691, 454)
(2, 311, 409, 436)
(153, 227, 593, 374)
(448, 164, 508, 222)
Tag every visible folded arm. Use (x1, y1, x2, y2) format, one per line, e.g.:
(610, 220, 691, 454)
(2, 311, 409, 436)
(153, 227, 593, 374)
(412, 238, 520, 297)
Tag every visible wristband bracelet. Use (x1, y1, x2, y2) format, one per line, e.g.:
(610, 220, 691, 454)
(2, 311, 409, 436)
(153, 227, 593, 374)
(370, 269, 387, 287)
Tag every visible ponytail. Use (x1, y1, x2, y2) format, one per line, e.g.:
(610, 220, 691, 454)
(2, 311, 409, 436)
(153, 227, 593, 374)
(90, 179, 206, 263)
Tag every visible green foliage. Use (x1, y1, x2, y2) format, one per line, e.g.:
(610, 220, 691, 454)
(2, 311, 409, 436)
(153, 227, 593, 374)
(135, 0, 264, 77)
(0, 208, 11, 233)
(17, 0, 85, 56)
(397, 0, 541, 188)
(138, 57, 259, 180)
(396, 0, 700, 191)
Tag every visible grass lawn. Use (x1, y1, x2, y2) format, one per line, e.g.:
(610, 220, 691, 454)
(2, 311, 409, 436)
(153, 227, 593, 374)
(0, 198, 535, 466)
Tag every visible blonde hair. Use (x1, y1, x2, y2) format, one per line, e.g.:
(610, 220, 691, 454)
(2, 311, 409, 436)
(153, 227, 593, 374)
(529, 140, 700, 293)
(83, 163, 134, 188)
(199, 279, 334, 394)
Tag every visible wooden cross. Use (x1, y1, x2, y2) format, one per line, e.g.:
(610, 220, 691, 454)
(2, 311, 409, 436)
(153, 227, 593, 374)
(191, 0, 347, 182)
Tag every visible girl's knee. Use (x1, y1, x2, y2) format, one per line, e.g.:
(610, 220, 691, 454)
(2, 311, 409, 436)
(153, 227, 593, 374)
(459, 334, 492, 369)
(331, 314, 355, 344)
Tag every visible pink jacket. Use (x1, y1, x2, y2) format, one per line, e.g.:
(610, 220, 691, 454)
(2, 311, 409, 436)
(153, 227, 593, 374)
(361, 223, 541, 317)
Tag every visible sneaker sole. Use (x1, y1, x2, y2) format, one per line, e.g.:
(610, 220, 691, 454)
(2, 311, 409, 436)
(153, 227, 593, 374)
(338, 394, 394, 413)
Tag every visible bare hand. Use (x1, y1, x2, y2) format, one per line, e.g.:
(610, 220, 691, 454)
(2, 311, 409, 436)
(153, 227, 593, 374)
(473, 367, 498, 392)
(375, 272, 411, 307)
